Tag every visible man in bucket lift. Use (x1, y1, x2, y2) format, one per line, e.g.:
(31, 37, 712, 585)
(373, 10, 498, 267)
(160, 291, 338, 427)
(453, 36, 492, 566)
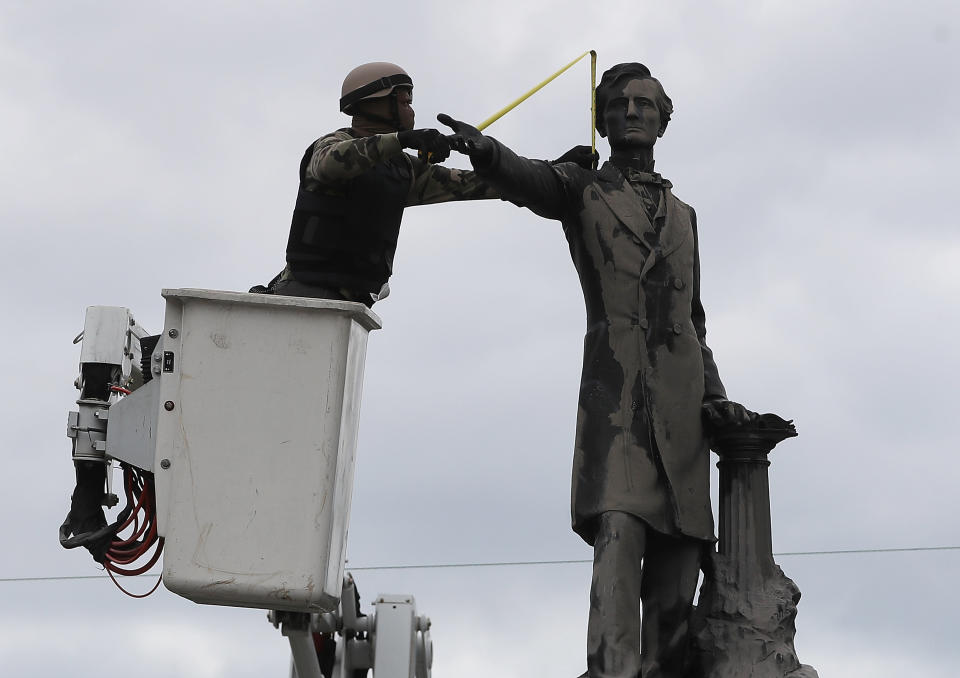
(255, 61, 595, 306)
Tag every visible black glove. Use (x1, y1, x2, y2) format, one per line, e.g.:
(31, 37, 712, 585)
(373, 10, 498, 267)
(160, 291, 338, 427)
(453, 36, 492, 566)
(552, 145, 599, 170)
(437, 113, 495, 165)
(397, 129, 451, 163)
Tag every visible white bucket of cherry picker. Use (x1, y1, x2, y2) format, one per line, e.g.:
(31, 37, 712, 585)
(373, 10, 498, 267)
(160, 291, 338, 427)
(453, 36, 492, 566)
(152, 288, 380, 612)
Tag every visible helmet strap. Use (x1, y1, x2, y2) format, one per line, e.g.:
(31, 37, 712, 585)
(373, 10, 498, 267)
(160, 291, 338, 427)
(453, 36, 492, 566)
(388, 93, 402, 129)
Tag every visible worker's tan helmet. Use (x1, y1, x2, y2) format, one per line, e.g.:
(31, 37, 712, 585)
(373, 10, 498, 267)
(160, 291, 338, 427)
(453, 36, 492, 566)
(339, 62, 413, 113)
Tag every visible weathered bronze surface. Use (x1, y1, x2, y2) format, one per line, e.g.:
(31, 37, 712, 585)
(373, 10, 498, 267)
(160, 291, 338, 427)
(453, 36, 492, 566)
(442, 63, 815, 678)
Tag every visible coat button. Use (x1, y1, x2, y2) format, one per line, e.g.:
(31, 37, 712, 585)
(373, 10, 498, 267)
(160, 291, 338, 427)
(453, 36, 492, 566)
(639, 318, 649, 330)
(673, 278, 684, 290)
(672, 323, 682, 335)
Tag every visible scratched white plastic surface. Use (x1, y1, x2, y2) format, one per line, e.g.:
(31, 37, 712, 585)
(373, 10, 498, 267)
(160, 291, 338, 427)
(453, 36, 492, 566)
(79, 305, 142, 380)
(153, 289, 380, 612)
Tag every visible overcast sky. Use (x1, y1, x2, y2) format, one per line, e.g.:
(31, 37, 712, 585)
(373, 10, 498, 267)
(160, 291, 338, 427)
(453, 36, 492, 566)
(2, 1, 959, 676)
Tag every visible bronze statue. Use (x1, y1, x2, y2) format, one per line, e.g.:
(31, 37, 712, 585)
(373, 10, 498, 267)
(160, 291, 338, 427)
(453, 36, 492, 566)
(441, 63, 753, 678)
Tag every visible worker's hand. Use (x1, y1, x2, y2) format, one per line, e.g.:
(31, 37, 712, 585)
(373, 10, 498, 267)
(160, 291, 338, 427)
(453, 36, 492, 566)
(397, 129, 451, 163)
(437, 113, 495, 165)
(552, 145, 599, 170)
(702, 398, 757, 430)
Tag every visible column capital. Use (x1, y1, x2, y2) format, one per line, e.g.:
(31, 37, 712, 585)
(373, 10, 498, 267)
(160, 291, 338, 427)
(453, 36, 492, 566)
(710, 413, 797, 461)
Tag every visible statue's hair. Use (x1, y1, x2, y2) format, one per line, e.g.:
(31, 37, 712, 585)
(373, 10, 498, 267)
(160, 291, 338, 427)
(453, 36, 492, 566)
(595, 63, 673, 137)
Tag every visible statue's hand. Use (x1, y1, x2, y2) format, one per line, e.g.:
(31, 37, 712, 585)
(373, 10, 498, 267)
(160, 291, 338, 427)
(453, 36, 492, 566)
(702, 398, 757, 429)
(437, 113, 494, 164)
(552, 145, 598, 170)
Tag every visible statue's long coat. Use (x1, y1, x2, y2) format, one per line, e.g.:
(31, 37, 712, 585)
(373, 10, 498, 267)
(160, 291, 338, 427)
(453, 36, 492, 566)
(479, 142, 726, 544)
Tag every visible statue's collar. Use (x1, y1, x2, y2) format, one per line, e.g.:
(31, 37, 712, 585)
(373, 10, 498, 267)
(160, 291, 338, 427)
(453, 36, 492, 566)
(599, 162, 672, 189)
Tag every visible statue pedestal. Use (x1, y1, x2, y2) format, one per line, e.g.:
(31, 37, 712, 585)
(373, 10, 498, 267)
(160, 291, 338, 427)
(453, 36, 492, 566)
(688, 415, 818, 678)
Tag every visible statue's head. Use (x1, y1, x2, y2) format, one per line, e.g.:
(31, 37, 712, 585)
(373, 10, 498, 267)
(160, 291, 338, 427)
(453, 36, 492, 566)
(595, 63, 673, 150)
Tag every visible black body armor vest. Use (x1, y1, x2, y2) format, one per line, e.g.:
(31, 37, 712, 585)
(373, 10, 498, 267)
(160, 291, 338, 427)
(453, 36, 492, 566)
(285, 137, 410, 293)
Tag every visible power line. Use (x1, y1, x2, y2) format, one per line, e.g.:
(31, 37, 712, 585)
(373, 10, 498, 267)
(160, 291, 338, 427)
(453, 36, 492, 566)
(344, 545, 960, 570)
(774, 545, 960, 556)
(0, 574, 123, 583)
(3, 545, 959, 583)
(350, 558, 589, 571)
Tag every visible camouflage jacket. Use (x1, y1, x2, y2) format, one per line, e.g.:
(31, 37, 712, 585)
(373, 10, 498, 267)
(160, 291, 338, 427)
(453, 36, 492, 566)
(305, 128, 497, 205)
(475, 140, 726, 543)
(281, 128, 497, 291)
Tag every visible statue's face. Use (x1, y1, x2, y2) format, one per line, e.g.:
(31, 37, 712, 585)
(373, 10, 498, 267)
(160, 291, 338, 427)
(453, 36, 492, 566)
(603, 78, 663, 150)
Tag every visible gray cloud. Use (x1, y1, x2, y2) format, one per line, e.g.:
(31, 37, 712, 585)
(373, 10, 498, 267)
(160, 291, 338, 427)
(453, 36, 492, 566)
(2, 1, 959, 676)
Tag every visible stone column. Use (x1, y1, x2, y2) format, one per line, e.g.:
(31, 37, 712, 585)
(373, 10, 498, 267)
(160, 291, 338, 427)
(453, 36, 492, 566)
(687, 414, 818, 678)
(712, 416, 795, 588)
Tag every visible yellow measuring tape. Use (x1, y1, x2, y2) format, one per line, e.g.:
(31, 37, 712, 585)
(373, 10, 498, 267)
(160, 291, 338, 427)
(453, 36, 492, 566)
(476, 50, 598, 156)
(590, 50, 597, 156)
